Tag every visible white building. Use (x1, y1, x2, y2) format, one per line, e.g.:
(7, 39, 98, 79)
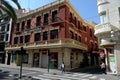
(95, 0, 120, 75)
(0, 15, 12, 64)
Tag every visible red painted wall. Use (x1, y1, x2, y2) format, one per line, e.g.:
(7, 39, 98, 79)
(11, 4, 98, 52)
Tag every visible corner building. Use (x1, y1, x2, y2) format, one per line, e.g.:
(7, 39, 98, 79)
(95, 0, 120, 74)
(6, 0, 98, 70)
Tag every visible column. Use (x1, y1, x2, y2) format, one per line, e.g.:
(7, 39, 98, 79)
(39, 51, 42, 67)
(114, 44, 120, 75)
(63, 48, 71, 70)
(28, 50, 33, 67)
(104, 48, 110, 71)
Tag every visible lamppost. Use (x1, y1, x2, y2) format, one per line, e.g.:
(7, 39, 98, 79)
(19, 47, 26, 79)
(48, 50, 50, 72)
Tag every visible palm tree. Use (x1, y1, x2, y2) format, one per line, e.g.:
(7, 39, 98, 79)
(0, 0, 21, 22)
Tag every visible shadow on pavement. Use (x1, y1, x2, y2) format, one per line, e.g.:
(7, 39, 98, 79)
(0, 69, 10, 79)
(70, 65, 103, 74)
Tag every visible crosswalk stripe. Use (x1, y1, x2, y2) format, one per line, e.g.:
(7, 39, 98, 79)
(32, 73, 103, 80)
(100, 78, 106, 80)
(32, 76, 51, 80)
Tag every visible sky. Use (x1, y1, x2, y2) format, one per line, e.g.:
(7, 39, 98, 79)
(11, 0, 100, 24)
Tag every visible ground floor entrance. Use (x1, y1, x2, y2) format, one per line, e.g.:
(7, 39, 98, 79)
(33, 53, 40, 67)
(6, 48, 100, 71)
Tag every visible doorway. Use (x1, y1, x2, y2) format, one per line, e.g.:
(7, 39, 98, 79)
(33, 53, 39, 67)
(41, 53, 47, 68)
(7, 53, 11, 65)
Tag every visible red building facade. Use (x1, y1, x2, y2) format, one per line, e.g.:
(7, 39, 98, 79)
(6, 0, 98, 70)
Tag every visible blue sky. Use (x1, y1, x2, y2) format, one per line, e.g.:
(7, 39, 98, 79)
(12, 0, 100, 24)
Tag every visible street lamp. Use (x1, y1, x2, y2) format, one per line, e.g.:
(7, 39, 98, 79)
(19, 47, 26, 79)
(48, 50, 50, 72)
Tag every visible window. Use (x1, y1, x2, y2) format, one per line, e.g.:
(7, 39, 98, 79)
(74, 17, 76, 26)
(22, 54, 28, 63)
(16, 23, 20, 31)
(6, 24, 10, 31)
(35, 33, 41, 41)
(52, 11, 57, 22)
(1, 25, 5, 31)
(36, 16, 41, 26)
(78, 21, 80, 28)
(85, 37, 87, 42)
(44, 13, 49, 25)
(21, 21, 25, 31)
(12, 54, 17, 63)
(0, 34, 4, 41)
(0, 44, 4, 51)
(78, 36, 81, 42)
(83, 26, 86, 31)
(100, 13, 106, 24)
(70, 52, 74, 68)
(69, 30, 74, 39)
(26, 19, 31, 29)
(90, 29, 92, 37)
(90, 42, 93, 51)
(14, 37, 18, 44)
(4, 16, 10, 22)
(75, 34, 77, 40)
(5, 34, 9, 41)
(69, 12, 72, 22)
(20, 36, 23, 43)
(25, 35, 30, 43)
(50, 29, 58, 39)
(43, 31, 48, 40)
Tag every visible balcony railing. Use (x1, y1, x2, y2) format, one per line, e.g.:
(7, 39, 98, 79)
(94, 23, 118, 36)
(5, 39, 87, 51)
(50, 17, 65, 26)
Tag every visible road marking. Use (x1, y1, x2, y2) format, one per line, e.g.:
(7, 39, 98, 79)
(8, 75, 14, 77)
(22, 72, 37, 75)
(32, 76, 51, 80)
(100, 78, 106, 80)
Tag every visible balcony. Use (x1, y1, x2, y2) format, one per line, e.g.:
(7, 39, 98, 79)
(97, 0, 109, 6)
(5, 39, 87, 51)
(50, 17, 65, 26)
(94, 23, 118, 37)
(100, 38, 116, 47)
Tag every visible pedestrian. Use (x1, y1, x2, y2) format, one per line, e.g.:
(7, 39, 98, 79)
(100, 62, 106, 74)
(61, 62, 65, 73)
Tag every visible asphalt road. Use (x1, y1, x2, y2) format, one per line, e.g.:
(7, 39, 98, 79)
(0, 66, 120, 80)
(0, 67, 39, 80)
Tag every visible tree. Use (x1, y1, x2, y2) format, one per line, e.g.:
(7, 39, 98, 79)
(0, 0, 21, 22)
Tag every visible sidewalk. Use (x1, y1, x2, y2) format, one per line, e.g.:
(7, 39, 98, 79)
(0, 64, 120, 80)
(0, 64, 62, 74)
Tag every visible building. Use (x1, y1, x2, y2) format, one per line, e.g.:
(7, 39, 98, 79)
(5, 0, 98, 70)
(0, 14, 12, 64)
(95, 0, 120, 74)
